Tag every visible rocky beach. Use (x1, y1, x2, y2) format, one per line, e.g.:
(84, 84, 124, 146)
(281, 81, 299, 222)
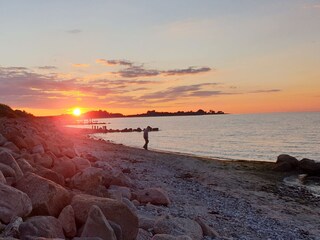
(0, 117, 320, 240)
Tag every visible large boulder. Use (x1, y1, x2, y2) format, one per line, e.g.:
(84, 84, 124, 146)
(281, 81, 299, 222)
(70, 167, 104, 192)
(16, 158, 34, 173)
(299, 158, 320, 175)
(108, 185, 132, 200)
(81, 205, 117, 240)
(0, 171, 6, 184)
(33, 153, 53, 168)
(44, 142, 62, 157)
(19, 216, 65, 239)
(0, 133, 7, 146)
(134, 188, 170, 206)
(58, 205, 77, 238)
(35, 167, 65, 186)
(32, 144, 45, 154)
(0, 151, 23, 180)
(153, 215, 202, 240)
(52, 156, 77, 178)
(275, 154, 299, 170)
(2, 142, 20, 153)
(10, 136, 28, 149)
(61, 147, 77, 159)
(107, 172, 133, 188)
(72, 156, 91, 171)
(71, 194, 139, 240)
(15, 173, 71, 217)
(0, 163, 16, 178)
(0, 183, 32, 224)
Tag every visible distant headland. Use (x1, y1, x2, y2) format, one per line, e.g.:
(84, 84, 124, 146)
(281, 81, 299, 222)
(82, 109, 225, 119)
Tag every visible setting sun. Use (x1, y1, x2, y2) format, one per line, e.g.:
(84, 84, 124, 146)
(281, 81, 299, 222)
(73, 108, 81, 116)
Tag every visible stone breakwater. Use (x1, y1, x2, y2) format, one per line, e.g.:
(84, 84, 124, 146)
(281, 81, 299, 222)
(0, 118, 214, 240)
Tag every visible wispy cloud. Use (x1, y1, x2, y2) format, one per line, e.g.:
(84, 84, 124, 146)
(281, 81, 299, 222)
(72, 63, 90, 68)
(164, 67, 211, 76)
(96, 59, 134, 67)
(249, 89, 281, 94)
(38, 66, 57, 70)
(66, 29, 82, 34)
(96, 58, 212, 78)
(140, 83, 222, 102)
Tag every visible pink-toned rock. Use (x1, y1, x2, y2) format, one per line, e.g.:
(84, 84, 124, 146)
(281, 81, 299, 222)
(58, 205, 77, 238)
(0, 171, 6, 184)
(34, 153, 53, 168)
(15, 173, 71, 217)
(45, 142, 62, 157)
(24, 135, 39, 149)
(0, 133, 7, 146)
(52, 156, 77, 178)
(71, 156, 91, 171)
(32, 144, 45, 154)
(0, 163, 15, 178)
(71, 194, 139, 240)
(0, 183, 32, 224)
(16, 158, 34, 173)
(0, 151, 23, 180)
(19, 216, 65, 239)
(36, 167, 65, 186)
(70, 167, 104, 192)
(61, 147, 77, 159)
(134, 188, 170, 206)
(10, 136, 28, 149)
(81, 205, 117, 240)
(3, 142, 20, 153)
(153, 215, 202, 240)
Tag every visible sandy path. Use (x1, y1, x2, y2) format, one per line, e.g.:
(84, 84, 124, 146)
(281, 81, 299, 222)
(75, 136, 320, 240)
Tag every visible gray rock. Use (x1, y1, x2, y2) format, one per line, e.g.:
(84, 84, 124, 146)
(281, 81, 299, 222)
(32, 144, 45, 154)
(70, 167, 104, 192)
(3, 142, 20, 153)
(153, 215, 202, 240)
(0, 183, 32, 224)
(71, 194, 139, 240)
(0, 170, 6, 184)
(0, 133, 7, 146)
(58, 205, 77, 238)
(299, 158, 320, 175)
(71, 156, 91, 172)
(0, 151, 23, 180)
(19, 216, 64, 239)
(136, 228, 152, 240)
(134, 188, 170, 206)
(15, 173, 71, 217)
(81, 205, 117, 240)
(0, 217, 23, 238)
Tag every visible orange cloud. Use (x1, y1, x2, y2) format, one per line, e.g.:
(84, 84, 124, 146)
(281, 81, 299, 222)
(72, 63, 90, 68)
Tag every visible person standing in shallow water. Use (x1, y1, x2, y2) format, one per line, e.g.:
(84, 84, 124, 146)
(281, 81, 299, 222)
(143, 126, 152, 150)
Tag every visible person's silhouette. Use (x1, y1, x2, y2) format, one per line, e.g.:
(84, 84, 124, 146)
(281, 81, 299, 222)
(143, 126, 152, 150)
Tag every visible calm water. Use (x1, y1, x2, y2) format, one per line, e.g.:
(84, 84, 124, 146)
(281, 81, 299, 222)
(87, 112, 320, 162)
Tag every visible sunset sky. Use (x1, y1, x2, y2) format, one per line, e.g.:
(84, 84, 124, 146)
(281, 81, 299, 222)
(0, 1, 319, 116)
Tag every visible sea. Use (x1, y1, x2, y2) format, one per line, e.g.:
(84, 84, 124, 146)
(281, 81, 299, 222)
(78, 112, 320, 162)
